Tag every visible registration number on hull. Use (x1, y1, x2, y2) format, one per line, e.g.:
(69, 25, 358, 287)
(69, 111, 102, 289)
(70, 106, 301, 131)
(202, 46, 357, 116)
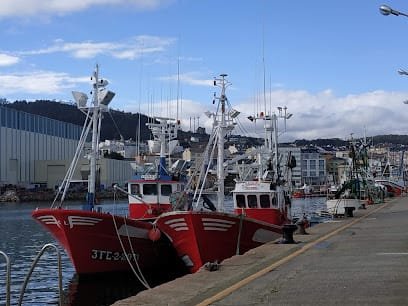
(91, 249, 140, 261)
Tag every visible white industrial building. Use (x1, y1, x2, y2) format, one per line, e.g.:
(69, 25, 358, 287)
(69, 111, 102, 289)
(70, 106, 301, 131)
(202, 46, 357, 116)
(0, 105, 134, 189)
(0, 105, 81, 187)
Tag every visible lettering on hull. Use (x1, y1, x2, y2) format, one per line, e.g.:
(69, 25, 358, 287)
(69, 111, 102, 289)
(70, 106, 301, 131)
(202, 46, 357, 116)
(91, 249, 140, 262)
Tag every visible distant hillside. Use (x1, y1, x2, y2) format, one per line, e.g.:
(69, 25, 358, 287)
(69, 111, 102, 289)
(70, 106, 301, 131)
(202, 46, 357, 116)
(294, 138, 348, 147)
(4, 100, 152, 141)
(294, 135, 408, 148)
(3, 100, 408, 147)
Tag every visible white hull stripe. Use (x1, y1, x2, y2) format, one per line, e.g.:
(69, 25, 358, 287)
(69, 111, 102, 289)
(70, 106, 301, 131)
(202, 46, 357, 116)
(204, 227, 228, 231)
(203, 222, 232, 228)
(202, 218, 235, 225)
(164, 218, 186, 225)
(174, 227, 189, 231)
(37, 215, 60, 228)
(68, 216, 102, 228)
(169, 222, 188, 228)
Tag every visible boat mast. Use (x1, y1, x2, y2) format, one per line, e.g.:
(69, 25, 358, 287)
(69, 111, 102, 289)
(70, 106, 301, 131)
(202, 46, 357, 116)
(88, 66, 100, 208)
(72, 65, 115, 211)
(214, 74, 230, 212)
(146, 117, 179, 177)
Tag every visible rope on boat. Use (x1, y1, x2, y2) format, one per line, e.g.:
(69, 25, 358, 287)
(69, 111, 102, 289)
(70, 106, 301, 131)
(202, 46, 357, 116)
(194, 128, 219, 208)
(52, 108, 93, 208)
(111, 214, 151, 289)
(112, 190, 150, 289)
(236, 211, 244, 255)
(122, 216, 150, 286)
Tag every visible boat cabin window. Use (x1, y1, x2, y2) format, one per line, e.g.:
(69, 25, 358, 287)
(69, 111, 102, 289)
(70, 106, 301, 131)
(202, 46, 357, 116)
(271, 194, 277, 207)
(236, 194, 246, 208)
(143, 184, 157, 195)
(130, 184, 140, 195)
(260, 194, 270, 208)
(247, 195, 258, 208)
(161, 184, 172, 196)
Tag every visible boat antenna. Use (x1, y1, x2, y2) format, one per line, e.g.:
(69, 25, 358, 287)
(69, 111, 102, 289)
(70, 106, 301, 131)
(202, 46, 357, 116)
(177, 56, 180, 123)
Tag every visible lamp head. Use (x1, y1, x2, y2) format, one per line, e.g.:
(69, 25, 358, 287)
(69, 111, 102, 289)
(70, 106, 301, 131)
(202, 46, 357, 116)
(379, 4, 400, 16)
(398, 69, 408, 76)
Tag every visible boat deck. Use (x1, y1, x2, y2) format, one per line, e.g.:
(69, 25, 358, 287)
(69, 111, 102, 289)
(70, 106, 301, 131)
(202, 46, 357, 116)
(113, 196, 408, 306)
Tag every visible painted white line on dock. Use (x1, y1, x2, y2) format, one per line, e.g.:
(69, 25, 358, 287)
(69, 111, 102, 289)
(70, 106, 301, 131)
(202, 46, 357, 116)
(196, 200, 393, 306)
(377, 253, 408, 255)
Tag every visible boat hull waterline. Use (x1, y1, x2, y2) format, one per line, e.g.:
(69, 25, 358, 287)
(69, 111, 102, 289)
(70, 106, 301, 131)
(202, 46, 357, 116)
(32, 208, 177, 275)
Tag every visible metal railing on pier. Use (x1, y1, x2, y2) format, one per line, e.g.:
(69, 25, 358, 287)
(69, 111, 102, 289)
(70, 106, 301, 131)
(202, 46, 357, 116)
(1, 243, 63, 306)
(0, 250, 11, 306)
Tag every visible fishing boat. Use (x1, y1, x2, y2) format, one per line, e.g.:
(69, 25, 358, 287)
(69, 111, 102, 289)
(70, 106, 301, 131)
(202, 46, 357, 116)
(126, 117, 187, 219)
(155, 74, 294, 273)
(32, 66, 182, 278)
(326, 136, 384, 216)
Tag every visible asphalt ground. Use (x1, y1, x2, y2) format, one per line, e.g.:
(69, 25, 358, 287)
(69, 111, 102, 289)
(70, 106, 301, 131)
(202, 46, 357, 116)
(113, 197, 408, 306)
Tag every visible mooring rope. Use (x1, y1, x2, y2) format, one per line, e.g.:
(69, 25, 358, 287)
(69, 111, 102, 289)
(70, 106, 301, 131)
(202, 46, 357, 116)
(111, 214, 151, 289)
(122, 216, 150, 286)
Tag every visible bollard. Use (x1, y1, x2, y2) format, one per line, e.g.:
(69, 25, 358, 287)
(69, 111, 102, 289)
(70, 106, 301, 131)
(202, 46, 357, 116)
(296, 214, 309, 235)
(280, 224, 298, 244)
(344, 207, 355, 217)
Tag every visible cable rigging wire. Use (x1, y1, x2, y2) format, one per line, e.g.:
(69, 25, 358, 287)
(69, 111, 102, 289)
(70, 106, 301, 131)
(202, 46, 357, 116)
(108, 110, 124, 141)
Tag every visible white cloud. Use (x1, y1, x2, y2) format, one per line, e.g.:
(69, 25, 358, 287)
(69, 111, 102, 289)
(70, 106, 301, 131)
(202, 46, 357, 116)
(125, 89, 408, 141)
(124, 98, 209, 132)
(19, 36, 176, 60)
(232, 89, 408, 141)
(159, 72, 213, 87)
(0, 0, 173, 18)
(0, 71, 89, 94)
(0, 53, 19, 66)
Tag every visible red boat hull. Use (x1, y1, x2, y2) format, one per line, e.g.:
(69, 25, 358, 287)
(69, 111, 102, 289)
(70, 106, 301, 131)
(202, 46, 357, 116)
(156, 211, 283, 273)
(32, 208, 177, 275)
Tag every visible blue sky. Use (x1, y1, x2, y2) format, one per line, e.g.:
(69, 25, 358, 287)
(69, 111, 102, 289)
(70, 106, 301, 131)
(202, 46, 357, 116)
(1, 0, 408, 141)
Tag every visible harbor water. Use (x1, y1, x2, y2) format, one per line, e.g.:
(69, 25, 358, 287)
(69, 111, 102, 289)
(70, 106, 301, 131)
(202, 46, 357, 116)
(0, 197, 327, 306)
(0, 200, 168, 306)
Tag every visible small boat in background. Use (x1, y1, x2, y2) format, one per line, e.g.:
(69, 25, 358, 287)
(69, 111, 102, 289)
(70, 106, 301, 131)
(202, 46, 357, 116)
(292, 184, 312, 198)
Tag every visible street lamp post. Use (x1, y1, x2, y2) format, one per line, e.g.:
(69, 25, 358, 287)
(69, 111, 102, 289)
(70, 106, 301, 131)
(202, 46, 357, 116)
(379, 4, 408, 17)
(380, 5, 408, 131)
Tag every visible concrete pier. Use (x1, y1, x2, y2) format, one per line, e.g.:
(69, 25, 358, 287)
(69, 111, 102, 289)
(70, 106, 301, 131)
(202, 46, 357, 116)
(113, 197, 408, 305)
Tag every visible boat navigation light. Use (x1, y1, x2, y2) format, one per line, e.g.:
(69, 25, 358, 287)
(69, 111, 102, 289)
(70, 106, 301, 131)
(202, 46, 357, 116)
(98, 79, 109, 87)
(72, 91, 88, 108)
